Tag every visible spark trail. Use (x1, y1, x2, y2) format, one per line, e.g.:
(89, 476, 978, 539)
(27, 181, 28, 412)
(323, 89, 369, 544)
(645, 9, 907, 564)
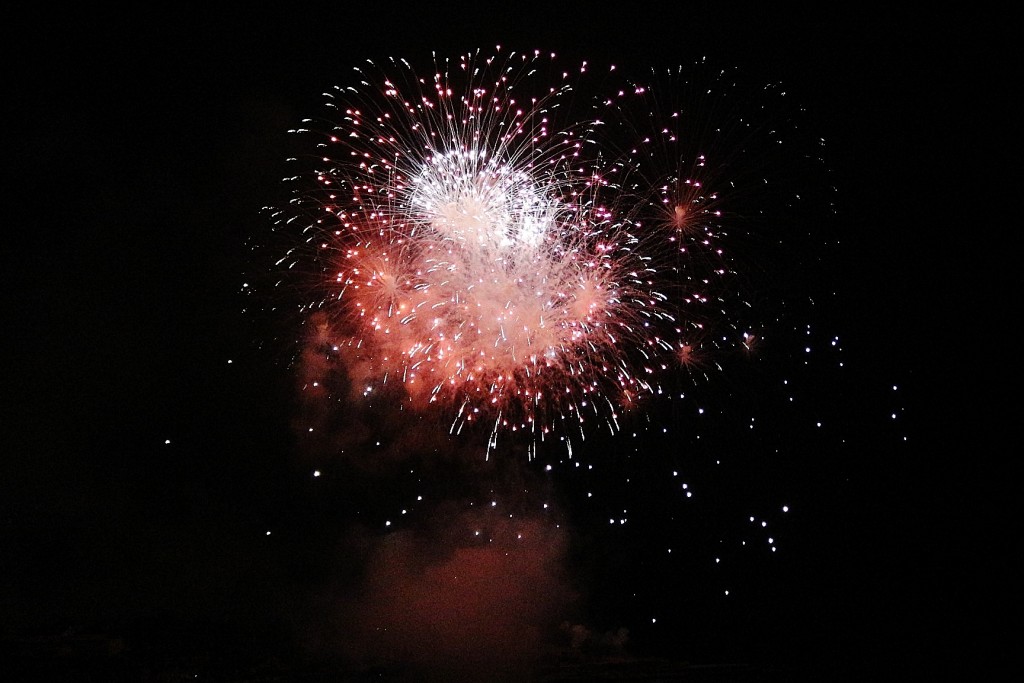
(262, 48, 825, 458)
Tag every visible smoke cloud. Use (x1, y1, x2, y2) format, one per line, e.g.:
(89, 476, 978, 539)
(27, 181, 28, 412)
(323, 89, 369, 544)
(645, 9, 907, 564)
(282, 326, 603, 681)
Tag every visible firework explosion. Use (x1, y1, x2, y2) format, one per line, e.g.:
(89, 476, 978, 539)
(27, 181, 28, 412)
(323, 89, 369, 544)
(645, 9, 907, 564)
(263, 48, 824, 457)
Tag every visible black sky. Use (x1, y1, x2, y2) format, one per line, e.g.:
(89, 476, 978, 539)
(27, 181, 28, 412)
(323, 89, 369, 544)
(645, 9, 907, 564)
(1, 4, 1014, 681)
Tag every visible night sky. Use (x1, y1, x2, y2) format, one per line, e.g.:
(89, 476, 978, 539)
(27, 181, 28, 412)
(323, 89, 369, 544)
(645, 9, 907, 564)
(2, 4, 1013, 682)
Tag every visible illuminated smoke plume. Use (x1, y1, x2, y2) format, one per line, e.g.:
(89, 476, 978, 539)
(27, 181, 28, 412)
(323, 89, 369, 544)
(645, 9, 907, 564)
(327, 506, 576, 681)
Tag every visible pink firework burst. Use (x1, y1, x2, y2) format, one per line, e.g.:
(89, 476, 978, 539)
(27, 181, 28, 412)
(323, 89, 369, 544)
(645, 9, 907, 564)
(263, 48, 823, 457)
